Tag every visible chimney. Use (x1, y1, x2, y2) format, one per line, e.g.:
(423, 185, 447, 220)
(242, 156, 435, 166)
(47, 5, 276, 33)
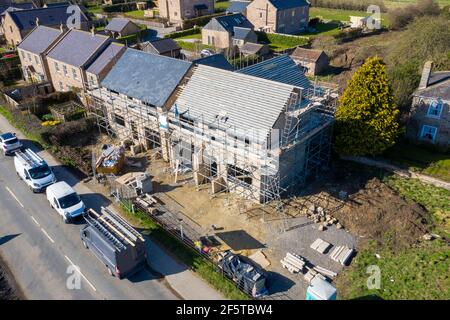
(419, 61, 433, 89)
(35, 17, 39, 26)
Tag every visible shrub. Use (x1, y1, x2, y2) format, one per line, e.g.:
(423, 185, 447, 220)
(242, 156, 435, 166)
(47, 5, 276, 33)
(41, 113, 54, 121)
(164, 27, 201, 39)
(387, 0, 441, 30)
(335, 57, 400, 156)
(309, 0, 386, 12)
(333, 27, 363, 43)
(41, 117, 96, 146)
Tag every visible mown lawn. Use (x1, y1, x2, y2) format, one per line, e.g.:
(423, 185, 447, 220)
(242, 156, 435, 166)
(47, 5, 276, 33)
(384, 0, 450, 8)
(125, 10, 145, 19)
(337, 174, 450, 300)
(383, 142, 450, 182)
(215, 0, 230, 12)
(309, 7, 388, 27)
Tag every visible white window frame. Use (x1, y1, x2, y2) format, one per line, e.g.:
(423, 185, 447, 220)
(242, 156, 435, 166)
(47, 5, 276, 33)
(426, 99, 443, 119)
(55, 62, 60, 73)
(72, 68, 78, 80)
(63, 65, 68, 76)
(420, 125, 437, 143)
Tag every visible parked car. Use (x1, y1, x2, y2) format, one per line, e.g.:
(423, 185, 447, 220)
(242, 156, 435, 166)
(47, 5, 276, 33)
(14, 148, 56, 192)
(81, 207, 147, 279)
(200, 49, 214, 57)
(46, 181, 85, 223)
(0, 132, 22, 155)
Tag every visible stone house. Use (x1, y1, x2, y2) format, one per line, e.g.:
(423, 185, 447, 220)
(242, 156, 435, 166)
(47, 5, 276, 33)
(226, 0, 251, 15)
(290, 47, 329, 76)
(45, 29, 121, 94)
(17, 25, 64, 83)
(141, 38, 182, 58)
(407, 61, 450, 150)
(2, 4, 89, 46)
(104, 18, 141, 39)
(202, 13, 255, 49)
(246, 0, 309, 34)
(158, 0, 214, 23)
(0, 1, 36, 34)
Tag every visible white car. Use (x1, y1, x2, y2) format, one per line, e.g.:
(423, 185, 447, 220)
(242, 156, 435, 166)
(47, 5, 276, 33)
(46, 181, 85, 223)
(200, 49, 214, 57)
(0, 132, 22, 155)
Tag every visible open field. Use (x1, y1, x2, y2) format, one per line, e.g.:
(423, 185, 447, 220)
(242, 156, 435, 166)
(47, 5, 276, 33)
(125, 10, 146, 19)
(384, 0, 450, 8)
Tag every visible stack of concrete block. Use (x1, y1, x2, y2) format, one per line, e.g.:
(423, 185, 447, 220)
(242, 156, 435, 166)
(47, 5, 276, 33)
(330, 246, 354, 266)
(280, 252, 306, 274)
(310, 238, 332, 254)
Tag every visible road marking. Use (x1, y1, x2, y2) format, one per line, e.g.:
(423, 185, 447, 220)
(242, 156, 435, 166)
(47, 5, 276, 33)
(64, 255, 97, 292)
(40, 228, 55, 244)
(31, 216, 40, 226)
(5, 186, 24, 208)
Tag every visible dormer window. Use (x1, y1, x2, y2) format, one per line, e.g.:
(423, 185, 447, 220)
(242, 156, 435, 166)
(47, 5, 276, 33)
(426, 99, 443, 118)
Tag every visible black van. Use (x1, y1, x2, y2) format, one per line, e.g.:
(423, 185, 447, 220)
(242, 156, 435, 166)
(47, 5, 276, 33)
(81, 207, 147, 279)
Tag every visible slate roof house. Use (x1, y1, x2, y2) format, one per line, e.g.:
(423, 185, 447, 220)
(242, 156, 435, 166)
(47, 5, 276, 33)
(407, 61, 450, 150)
(239, 42, 269, 57)
(246, 0, 310, 34)
(290, 47, 329, 76)
(158, 0, 214, 23)
(3, 4, 89, 46)
(104, 18, 141, 39)
(141, 38, 181, 58)
(226, 0, 251, 15)
(202, 13, 256, 49)
(193, 53, 234, 71)
(45, 29, 121, 94)
(17, 25, 64, 83)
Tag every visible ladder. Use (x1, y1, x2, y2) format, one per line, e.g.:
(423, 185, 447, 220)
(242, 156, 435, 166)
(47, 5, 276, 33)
(101, 207, 145, 243)
(16, 149, 43, 167)
(84, 209, 127, 251)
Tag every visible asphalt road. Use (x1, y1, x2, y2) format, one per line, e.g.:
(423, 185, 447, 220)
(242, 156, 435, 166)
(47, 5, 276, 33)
(0, 145, 179, 300)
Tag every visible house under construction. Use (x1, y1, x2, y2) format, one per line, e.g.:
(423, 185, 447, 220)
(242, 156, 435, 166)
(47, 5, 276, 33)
(88, 49, 338, 205)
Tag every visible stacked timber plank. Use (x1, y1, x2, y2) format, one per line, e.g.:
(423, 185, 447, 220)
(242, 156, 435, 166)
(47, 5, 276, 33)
(310, 238, 331, 254)
(330, 246, 354, 266)
(313, 266, 337, 279)
(280, 252, 306, 274)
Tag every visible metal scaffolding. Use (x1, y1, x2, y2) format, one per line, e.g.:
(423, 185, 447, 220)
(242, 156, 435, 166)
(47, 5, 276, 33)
(87, 76, 338, 229)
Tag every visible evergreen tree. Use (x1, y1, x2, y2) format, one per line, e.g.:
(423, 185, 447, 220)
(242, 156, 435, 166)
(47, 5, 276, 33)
(335, 57, 400, 156)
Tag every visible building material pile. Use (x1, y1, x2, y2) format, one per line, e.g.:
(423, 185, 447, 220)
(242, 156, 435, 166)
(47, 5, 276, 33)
(310, 238, 331, 254)
(280, 252, 306, 274)
(96, 144, 125, 175)
(306, 204, 343, 231)
(115, 172, 153, 196)
(330, 246, 354, 266)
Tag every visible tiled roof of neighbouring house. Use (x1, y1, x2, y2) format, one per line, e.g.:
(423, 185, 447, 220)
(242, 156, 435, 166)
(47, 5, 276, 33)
(18, 25, 62, 54)
(269, 0, 310, 10)
(416, 73, 450, 101)
(203, 13, 253, 34)
(105, 18, 134, 33)
(232, 26, 254, 40)
(7, 5, 88, 30)
(291, 47, 326, 62)
(193, 54, 234, 71)
(237, 54, 311, 89)
(0, 2, 34, 16)
(101, 49, 192, 107)
(227, 0, 250, 14)
(239, 42, 265, 55)
(144, 38, 181, 54)
(47, 29, 111, 67)
(86, 42, 125, 75)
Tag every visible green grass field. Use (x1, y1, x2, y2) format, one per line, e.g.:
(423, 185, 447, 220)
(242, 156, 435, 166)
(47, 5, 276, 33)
(337, 173, 450, 300)
(384, 0, 450, 8)
(215, 0, 230, 12)
(125, 10, 145, 19)
(383, 142, 450, 182)
(309, 7, 388, 27)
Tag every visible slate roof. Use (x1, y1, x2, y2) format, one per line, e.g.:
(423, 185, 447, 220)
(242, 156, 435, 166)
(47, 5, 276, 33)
(239, 42, 266, 55)
(0, 2, 34, 16)
(193, 54, 234, 71)
(203, 13, 253, 35)
(227, 0, 250, 14)
(291, 47, 326, 62)
(105, 18, 134, 33)
(101, 49, 192, 107)
(173, 65, 297, 140)
(7, 5, 88, 30)
(45, 2, 71, 7)
(144, 38, 180, 54)
(416, 72, 450, 101)
(47, 29, 110, 67)
(86, 42, 124, 75)
(233, 26, 254, 40)
(17, 25, 62, 54)
(237, 54, 311, 89)
(268, 0, 310, 10)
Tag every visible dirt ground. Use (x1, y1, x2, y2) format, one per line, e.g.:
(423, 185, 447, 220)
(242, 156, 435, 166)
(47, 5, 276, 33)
(0, 255, 23, 300)
(85, 142, 434, 299)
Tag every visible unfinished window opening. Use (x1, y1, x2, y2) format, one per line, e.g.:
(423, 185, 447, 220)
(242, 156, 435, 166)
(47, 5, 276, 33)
(130, 121, 138, 140)
(210, 161, 218, 177)
(227, 164, 252, 185)
(145, 127, 160, 149)
(114, 113, 125, 126)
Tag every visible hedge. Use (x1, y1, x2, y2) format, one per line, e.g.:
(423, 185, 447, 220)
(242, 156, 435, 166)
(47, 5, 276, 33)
(256, 32, 310, 48)
(102, 1, 154, 13)
(182, 12, 225, 29)
(164, 27, 201, 39)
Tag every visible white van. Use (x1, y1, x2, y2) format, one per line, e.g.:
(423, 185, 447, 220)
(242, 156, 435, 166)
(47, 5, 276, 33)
(46, 181, 85, 223)
(14, 149, 56, 192)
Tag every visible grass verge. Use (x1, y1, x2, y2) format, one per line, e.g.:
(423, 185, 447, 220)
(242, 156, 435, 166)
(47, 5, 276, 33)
(119, 202, 249, 300)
